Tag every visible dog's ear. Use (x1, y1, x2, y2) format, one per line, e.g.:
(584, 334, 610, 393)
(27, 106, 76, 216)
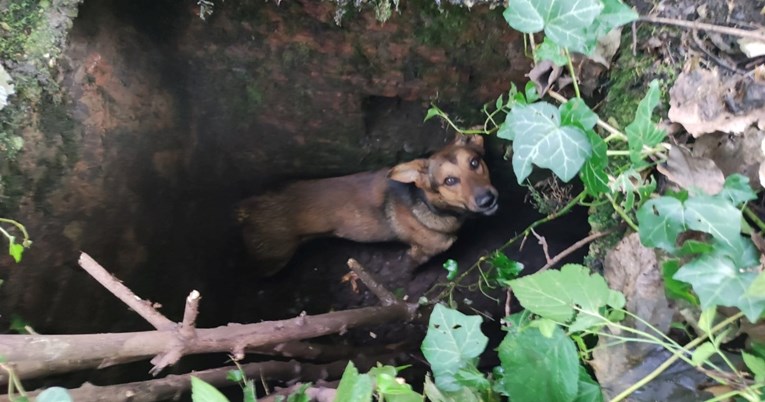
(387, 159, 431, 189)
(452, 133, 485, 155)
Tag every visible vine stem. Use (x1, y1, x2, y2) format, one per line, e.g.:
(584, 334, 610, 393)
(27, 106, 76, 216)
(432, 190, 587, 302)
(605, 194, 639, 232)
(547, 90, 627, 142)
(0, 218, 30, 243)
(610, 312, 745, 402)
(563, 48, 581, 99)
(743, 206, 765, 233)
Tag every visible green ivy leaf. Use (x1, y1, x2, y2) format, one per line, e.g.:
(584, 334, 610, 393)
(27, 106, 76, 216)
(336, 362, 373, 402)
(506, 102, 592, 183)
(661, 260, 699, 305)
(637, 196, 685, 252)
(454, 365, 491, 395)
(375, 372, 422, 402)
(509, 264, 624, 331)
(37, 387, 73, 402)
(691, 342, 716, 366)
(498, 324, 579, 401)
(684, 195, 741, 249)
(625, 80, 666, 168)
(243, 379, 257, 402)
(421, 304, 488, 392)
(746, 271, 765, 300)
(503, 0, 603, 52)
(676, 240, 714, 257)
(674, 252, 765, 322)
(489, 251, 524, 286)
(560, 98, 598, 131)
(579, 129, 609, 196)
(286, 383, 311, 402)
(226, 369, 244, 383)
(443, 259, 459, 281)
(574, 366, 604, 402)
(424, 105, 444, 122)
(8, 241, 23, 263)
(585, 0, 637, 42)
(743, 352, 765, 383)
(534, 37, 567, 66)
(524, 81, 540, 103)
(191, 376, 230, 402)
(718, 174, 757, 206)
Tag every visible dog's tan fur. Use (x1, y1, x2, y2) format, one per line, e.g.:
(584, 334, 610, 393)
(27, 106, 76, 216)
(237, 134, 498, 277)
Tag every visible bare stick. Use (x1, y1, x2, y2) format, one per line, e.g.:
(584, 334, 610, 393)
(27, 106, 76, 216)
(530, 229, 551, 264)
(0, 303, 415, 382)
(640, 16, 765, 42)
(0, 360, 356, 402)
(346, 258, 397, 306)
(78, 253, 175, 330)
(537, 231, 613, 273)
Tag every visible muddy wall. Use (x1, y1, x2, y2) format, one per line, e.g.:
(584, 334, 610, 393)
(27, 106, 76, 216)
(0, 0, 533, 335)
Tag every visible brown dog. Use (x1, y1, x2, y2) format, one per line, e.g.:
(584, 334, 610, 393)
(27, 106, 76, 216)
(237, 134, 498, 277)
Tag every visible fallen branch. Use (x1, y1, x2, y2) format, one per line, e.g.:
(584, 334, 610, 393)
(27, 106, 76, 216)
(537, 230, 613, 273)
(639, 16, 765, 42)
(346, 258, 398, 306)
(78, 253, 175, 331)
(0, 303, 415, 382)
(0, 360, 362, 402)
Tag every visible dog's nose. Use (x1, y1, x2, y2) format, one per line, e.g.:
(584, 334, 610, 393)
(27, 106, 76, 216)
(476, 191, 497, 209)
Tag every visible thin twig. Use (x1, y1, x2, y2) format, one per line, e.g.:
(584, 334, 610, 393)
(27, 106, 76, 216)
(346, 258, 398, 306)
(530, 228, 551, 263)
(78, 252, 175, 331)
(537, 230, 613, 273)
(640, 16, 765, 42)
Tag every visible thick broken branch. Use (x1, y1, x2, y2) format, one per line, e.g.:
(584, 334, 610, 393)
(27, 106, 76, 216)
(346, 258, 397, 305)
(0, 302, 415, 382)
(0, 360, 356, 402)
(78, 253, 175, 330)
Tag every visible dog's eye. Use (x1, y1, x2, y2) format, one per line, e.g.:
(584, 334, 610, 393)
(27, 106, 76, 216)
(470, 157, 480, 169)
(444, 176, 459, 186)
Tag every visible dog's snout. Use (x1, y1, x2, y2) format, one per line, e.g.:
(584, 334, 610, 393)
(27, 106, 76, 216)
(476, 190, 498, 210)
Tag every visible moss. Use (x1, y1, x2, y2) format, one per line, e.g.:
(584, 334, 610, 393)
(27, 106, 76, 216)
(411, 0, 472, 47)
(0, 0, 81, 208)
(600, 26, 677, 128)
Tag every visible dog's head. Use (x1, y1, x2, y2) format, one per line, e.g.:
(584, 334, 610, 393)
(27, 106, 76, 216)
(387, 134, 498, 216)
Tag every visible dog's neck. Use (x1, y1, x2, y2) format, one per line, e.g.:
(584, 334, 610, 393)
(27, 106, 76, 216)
(391, 182, 465, 233)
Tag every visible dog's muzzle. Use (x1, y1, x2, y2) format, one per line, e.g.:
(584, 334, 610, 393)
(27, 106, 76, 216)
(475, 189, 499, 215)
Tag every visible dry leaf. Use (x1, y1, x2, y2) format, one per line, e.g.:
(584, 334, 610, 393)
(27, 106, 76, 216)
(657, 145, 725, 195)
(692, 128, 765, 189)
(668, 68, 765, 136)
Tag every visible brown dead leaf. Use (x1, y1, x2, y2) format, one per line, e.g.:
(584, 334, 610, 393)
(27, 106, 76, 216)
(603, 233, 673, 335)
(692, 127, 765, 189)
(657, 145, 725, 195)
(668, 68, 765, 137)
(527, 60, 563, 98)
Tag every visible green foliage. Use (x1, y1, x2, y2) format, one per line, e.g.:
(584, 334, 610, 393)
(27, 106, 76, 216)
(509, 264, 625, 331)
(497, 317, 580, 401)
(637, 175, 764, 321)
(191, 376, 229, 402)
(487, 250, 524, 287)
(336, 362, 374, 401)
(421, 304, 488, 392)
(503, 0, 636, 54)
(36, 387, 72, 402)
(501, 101, 592, 183)
(442, 259, 459, 281)
(625, 80, 666, 168)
